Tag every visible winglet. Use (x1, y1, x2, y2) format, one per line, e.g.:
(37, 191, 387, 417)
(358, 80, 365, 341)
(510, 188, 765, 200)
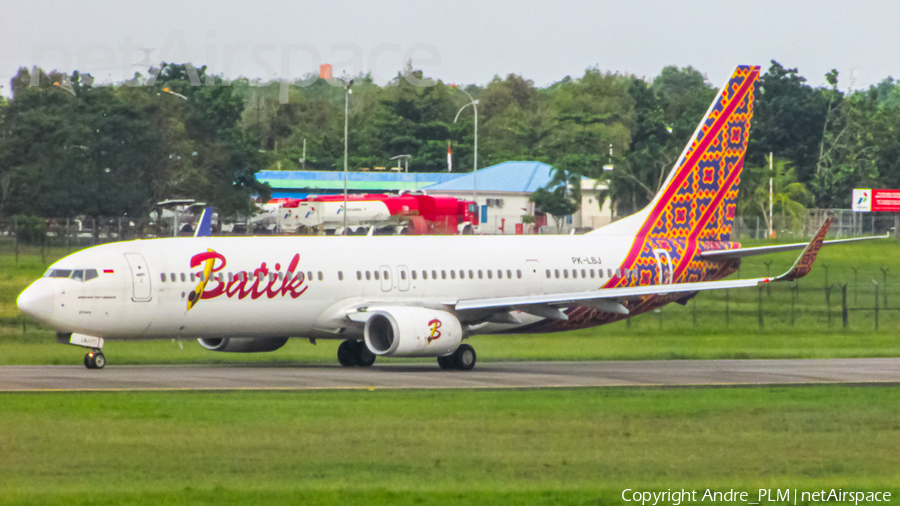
(772, 214, 833, 282)
(194, 207, 213, 237)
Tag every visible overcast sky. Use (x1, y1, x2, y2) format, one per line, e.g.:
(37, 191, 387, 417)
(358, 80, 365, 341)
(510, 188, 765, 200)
(3, 0, 899, 95)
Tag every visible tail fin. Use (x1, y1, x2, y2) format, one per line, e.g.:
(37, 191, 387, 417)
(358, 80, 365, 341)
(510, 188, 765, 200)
(194, 207, 214, 238)
(597, 65, 760, 242)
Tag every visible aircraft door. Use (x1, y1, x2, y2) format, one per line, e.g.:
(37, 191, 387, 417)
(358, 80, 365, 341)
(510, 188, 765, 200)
(397, 265, 410, 291)
(124, 253, 152, 302)
(525, 260, 543, 295)
(379, 265, 393, 292)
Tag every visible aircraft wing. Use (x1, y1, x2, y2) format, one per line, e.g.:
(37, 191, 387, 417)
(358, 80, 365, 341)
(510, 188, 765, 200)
(451, 215, 835, 321)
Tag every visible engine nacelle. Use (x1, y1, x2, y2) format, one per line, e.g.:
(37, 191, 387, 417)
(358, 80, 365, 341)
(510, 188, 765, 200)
(364, 307, 462, 357)
(198, 337, 289, 353)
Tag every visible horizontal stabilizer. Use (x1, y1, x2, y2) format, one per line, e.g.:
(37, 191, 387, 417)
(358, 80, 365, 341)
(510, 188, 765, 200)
(700, 234, 888, 260)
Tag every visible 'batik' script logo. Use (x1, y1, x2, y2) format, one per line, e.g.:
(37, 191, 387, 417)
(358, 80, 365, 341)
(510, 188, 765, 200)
(186, 250, 308, 312)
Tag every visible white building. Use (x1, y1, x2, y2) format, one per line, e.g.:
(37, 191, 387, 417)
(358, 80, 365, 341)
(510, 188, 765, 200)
(423, 161, 611, 234)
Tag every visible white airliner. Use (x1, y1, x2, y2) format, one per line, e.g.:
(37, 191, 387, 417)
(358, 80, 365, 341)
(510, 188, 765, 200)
(16, 66, 881, 370)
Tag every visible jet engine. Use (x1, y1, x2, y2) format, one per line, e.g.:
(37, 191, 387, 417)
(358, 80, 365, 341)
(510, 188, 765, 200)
(198, 337, 289, 353)
(363, 307, 462, 357)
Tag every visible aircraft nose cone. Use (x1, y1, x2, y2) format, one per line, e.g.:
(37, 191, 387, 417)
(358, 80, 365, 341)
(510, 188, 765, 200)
(17, 282, 55, 323)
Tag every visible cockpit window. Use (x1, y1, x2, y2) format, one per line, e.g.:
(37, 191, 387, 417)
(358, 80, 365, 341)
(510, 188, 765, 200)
(45, 268, 99, 282)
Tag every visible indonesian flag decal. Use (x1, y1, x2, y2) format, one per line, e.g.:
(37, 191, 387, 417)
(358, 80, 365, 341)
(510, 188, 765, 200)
(447, 141, 452, 172)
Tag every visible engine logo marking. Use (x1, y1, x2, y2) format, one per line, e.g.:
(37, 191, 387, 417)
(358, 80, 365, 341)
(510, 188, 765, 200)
(427, 319, 442, 344)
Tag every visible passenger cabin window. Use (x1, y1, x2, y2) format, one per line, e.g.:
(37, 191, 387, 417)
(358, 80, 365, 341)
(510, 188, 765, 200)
(422, 270, 428, 280)
(468, 270, 474, 279)
(382, 270, 389, 280)
(497, 270, 502, 279)
(546, 269, 551, 278)
(411, 270, 417, 280)
(478, 270, 483, 279)
(517, 270, 522, 279)
(366, 271, 371, 280)
(441, 270, 446, 280)
(357, 271, 362, 280)
(571, 269, 577, 279)
(170, 273, 177, 282)
(459, 270, 465, 279)
(487, 270, 492, 279)
(581, 269, 587, 278)
(507, 269, 512, 279)
(450, 270, 456, 279)
(590, 269, 595, 278)
(432, 270, 438, 279)
(307, 271, 313, 281)
(181, 273, 186, 282)
(400, 271, 407, 280)
(190, 273, 196, 282)
(160, 273, 166, 282)
(318, 272, 323, 281)
(338, 271, 344, 281)
(555, 269, 560, 279)
(374, 271, 380, 280)
(563, 270, 569, 279)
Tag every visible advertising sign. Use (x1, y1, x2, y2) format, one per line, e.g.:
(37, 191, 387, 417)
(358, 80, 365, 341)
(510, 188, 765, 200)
(852, 188, 900, 212)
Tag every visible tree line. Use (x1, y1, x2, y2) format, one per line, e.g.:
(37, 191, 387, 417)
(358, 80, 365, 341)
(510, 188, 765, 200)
(2, 60, 899, 230)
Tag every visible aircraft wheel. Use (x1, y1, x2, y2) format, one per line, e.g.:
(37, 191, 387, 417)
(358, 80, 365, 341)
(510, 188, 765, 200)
(91, 351, 106, 369)
(337, 340, 357, 367)
(453, 344, 476, 371)
(355, 342, 376, 367)
(84, 353, 95, 369)
(437, 355, 456, 370)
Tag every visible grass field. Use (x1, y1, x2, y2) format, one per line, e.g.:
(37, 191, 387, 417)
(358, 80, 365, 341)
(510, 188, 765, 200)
(0, 385, 898, 505)
(1, 237, 899, 365)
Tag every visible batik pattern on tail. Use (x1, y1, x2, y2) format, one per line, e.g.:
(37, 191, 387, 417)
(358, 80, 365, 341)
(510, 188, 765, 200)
(605, 65, 759, 291)
(506, 66, 760, 335)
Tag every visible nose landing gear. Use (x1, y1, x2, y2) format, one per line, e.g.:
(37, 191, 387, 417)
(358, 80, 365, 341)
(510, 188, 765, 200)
(84, 350, 106, 370)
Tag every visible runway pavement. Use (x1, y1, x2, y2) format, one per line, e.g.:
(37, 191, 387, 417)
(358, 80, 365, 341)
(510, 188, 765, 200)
(1, 358, 899, 391)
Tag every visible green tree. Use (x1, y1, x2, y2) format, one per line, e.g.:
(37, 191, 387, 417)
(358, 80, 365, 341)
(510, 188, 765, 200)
(739, 157, 812, 234)
(530, 185, 578, 231)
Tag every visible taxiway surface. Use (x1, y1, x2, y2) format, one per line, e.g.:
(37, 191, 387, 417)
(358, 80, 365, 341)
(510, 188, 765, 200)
(1, 358, 899, 391)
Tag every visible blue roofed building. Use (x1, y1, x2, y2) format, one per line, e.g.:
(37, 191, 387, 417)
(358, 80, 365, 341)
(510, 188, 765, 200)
(257, 170, 461, 200)
(422, 161, 611, 234)
(255, 161, 610, 234)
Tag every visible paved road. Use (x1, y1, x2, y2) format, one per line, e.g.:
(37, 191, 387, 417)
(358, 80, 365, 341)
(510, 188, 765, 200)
(1, 358, 899, 392)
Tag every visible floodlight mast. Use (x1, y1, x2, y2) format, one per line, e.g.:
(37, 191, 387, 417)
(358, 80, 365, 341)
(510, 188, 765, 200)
(343, 80, 353, 233)
(453, 85, 479, 218)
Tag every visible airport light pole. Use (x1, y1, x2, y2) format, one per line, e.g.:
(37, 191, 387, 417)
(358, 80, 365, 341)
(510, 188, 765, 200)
(343, 80, 353, 233)
(453, 85, 479, 215)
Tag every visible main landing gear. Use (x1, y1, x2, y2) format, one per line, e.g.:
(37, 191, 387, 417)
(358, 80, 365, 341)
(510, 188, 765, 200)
(437, 344, 476, 371)
(84, 350, 106, 370)
(337, 340, 376, 367)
